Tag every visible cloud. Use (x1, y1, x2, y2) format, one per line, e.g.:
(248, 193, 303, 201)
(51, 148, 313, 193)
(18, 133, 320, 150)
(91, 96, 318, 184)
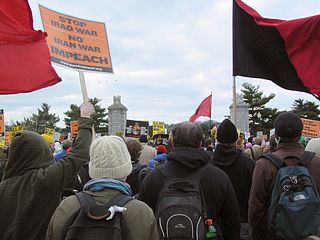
(1, 0, 318, 129)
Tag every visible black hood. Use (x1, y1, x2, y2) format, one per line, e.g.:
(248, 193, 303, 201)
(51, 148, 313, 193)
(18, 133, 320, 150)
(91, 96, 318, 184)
(212, 144, 241, 166)
(3, 131, 54, 180)
(166, 147, 210, 173)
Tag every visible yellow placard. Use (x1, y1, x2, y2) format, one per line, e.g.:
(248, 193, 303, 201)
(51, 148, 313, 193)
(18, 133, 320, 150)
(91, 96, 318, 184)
(0, 138, 4, 148)
(39, 5, 113, 73)
(70, 121, 79, 138)
(44, 127, 55, 137)
(152, 121, 165, 136)
(11, 125, 23, 137)
(302, 118, 320, 138)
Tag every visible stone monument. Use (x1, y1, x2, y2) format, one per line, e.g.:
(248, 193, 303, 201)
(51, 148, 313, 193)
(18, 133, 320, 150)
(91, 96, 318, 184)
(229, 93, 249, 133)
(107, 96, 127, 136)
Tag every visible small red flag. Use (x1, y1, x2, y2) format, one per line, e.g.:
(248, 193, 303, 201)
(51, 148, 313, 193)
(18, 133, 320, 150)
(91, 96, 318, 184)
(189, 95, 212, 122)
(0, 0, 61, 94)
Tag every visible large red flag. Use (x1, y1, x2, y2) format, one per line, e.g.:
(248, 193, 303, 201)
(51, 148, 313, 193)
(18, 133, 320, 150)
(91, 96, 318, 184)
(189, 95, 212, 122)
(233, 0, 320, 99)
(0, 0, 61, 94)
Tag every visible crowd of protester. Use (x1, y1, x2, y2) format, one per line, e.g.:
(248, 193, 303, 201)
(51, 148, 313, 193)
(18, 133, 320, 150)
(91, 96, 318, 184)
(0, 105, 320, 240)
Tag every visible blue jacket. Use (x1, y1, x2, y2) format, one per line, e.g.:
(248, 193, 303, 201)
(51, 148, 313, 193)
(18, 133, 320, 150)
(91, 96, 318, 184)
(148, 153, 167, 168)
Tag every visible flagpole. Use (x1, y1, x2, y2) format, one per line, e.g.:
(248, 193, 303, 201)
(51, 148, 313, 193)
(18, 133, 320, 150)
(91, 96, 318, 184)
(210, 91, 213, 130)
(78, 71, 89, 103)
(232, 76, 237, 126)
(78, 70, 95, 139)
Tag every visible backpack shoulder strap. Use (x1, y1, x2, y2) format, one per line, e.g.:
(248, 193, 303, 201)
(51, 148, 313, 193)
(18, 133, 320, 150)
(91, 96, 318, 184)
(190, 163, 211, 182)
(106, 193, 134, 208)
(300, 151, 316, 167)
(76, 191, 97, 206)
(261, 153, 284, 169)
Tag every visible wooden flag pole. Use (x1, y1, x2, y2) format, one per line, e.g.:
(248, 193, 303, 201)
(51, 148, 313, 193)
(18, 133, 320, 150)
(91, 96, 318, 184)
(78, 70, 95, 138)
(79, 71, 89, 103)
(232, 76, 237, 126)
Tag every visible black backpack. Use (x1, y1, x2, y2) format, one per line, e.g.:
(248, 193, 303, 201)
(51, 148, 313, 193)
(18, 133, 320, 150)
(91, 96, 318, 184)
(60, 192, 133, 240)
(155, 164, 213, 240)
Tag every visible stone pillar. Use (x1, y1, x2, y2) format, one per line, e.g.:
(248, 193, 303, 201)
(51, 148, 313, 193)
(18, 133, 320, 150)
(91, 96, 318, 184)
(107, 96, 127, 136)
(229, 93, 249, 133)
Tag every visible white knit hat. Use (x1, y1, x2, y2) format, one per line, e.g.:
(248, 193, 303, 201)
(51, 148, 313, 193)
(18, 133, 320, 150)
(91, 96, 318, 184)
(305, 138, 320, 156)
(89, 135, 132, 179)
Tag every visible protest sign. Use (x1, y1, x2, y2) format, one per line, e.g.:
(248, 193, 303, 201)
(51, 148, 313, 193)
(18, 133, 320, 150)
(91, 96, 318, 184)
(39, 5, 113, 73)
(125, 120, 149, 138)
(11, 125, 23, 137)
(5, 132, 11, 146)
(70, 121, 79, 138)
(44, 127, 55, 137)
(302, 118, 320, 138)
(152, 121, 165, 136)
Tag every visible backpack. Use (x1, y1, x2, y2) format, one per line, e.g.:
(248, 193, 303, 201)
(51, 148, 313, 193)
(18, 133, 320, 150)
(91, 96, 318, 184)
(60, 192, 133, 240)
(264, 151, 320, 240)
(155, 164, 214, 240)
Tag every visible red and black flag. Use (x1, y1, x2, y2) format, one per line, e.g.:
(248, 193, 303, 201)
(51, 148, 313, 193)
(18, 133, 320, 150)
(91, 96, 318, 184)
(233, 0, 320, 99)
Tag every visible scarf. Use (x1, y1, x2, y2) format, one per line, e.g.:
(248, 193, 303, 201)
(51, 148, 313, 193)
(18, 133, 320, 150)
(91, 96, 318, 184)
(83, 178, 132, 196)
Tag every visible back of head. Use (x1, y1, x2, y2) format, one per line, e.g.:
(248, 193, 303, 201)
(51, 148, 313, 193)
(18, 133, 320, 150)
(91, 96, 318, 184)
(253, 137, 262, 146)
(171, 121, 203, 148)
(216, 119, 238, 144)
(89, 135, 132, 180)
(4, 131, 54, 180)
(156, 144, 167, 154)
(274, 112, 303, 142)
(125, 137, 143, 162)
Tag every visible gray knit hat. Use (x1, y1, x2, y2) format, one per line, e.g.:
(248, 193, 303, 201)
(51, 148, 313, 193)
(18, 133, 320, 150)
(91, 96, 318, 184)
(89, 135, 132, 179)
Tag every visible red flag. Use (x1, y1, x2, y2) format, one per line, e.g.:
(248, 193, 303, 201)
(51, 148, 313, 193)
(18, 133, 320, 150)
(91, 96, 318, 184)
(0, 0, 61, 94)
(189, 95, 212, 122)
(233, 0, 320, 99)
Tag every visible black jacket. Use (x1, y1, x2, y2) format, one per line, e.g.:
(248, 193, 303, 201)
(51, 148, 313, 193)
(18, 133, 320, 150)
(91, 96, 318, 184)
(139, 146, 240, 240)
(212, 144, 255, 223)
(0, 117, 92, 240)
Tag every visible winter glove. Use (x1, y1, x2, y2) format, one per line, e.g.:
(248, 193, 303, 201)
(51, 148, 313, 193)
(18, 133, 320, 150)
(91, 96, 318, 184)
(80, 102, 94, 118)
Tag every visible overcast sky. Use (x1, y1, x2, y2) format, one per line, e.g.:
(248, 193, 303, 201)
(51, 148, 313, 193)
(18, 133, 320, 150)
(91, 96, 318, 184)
(1, 0, 319, 127)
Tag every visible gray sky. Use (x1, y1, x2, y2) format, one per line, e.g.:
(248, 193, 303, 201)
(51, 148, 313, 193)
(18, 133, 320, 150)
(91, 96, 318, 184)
(1, 0, 319, 127)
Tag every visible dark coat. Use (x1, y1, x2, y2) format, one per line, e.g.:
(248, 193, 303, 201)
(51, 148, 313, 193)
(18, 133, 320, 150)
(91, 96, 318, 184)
(139, 146, 241, 240)
(249, 142, 320, 240)
(0, 117, 92, 240)
(212, 144, 255, 223)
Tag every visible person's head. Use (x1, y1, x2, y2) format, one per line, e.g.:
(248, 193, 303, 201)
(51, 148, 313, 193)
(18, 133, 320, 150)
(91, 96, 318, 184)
(89, 135, 132, 180)
(253, 137, 262, 146)
(236, 139, 244, 150)
(274, 112, 303, 143)
(125, 137, 143, 163)
(216, 119, 238, 145)
(4, 131, 54, 180)
(156, 144, 167, 154)
(61, 139, 72, 150)
(171, 121, 203, 148)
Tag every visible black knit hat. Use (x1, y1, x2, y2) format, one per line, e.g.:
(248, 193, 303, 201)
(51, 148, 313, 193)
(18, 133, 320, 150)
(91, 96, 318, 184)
(216, 119, 238, 143)
(274, 112, 303, 140)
